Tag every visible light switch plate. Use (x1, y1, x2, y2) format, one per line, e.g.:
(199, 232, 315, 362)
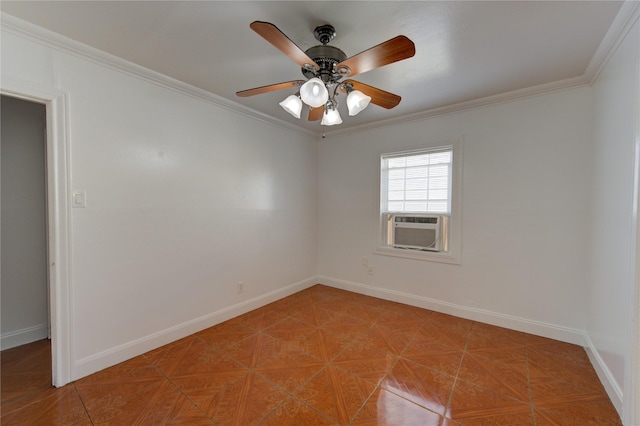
(72, 191, 86, 208)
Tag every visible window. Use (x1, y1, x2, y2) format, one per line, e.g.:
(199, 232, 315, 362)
(376, 141, 462, 264)
(382, 148, 452, 214)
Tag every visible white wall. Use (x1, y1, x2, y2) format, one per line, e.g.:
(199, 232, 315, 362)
(588, 13, 639, 421)
(318, 88, 592, 341)
(1, 26, 318, 380)
(1, 95, 49, 349)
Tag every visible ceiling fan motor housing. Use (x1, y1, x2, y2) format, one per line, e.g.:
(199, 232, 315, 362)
(302, 45, 347, 82)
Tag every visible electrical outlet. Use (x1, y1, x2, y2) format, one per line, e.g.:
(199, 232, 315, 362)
(237, 281, 245, 294)
(368, 266, 374, 275)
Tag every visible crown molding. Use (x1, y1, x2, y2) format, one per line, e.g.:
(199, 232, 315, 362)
(324, 1, 640, 139)
(584, 0, 640, 84)
(0, 12, 317, 138)
(323, 75, 590, 138)
(3, 2, 638, 141)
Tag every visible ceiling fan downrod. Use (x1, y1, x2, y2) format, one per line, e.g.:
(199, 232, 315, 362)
(314, 24, 336, 45)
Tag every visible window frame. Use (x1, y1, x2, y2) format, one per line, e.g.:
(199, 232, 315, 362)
(374, 138, 463, 264)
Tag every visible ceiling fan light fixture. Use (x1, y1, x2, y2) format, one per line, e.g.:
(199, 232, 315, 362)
(300, 78, 329, 108)
(279, 94, 303, 119)
(346, 90, 371, 116)
(321, 107, 342, 126)
(238, 21, 414, 127)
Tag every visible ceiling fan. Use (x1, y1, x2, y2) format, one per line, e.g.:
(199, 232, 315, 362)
(236, 21, 416, 126)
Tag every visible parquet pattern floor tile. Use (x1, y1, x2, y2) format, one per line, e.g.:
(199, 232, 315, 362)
(0, 284, 622, 425)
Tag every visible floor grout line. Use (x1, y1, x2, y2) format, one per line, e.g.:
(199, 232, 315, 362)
(440, 320, 475, 426)
(72, 382, 96, 426)
(143, 353, 218, 425)
(524, 341, 537, 426)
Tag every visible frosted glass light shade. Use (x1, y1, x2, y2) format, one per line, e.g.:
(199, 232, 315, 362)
(300, 78, 329, 108)
(346, 90, 371, 116)
(279, 95, 302, 119)
(321, 108, 342, 126)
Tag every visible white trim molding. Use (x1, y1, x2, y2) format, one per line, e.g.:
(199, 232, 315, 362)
(585, 0, 640, 85)
(317, 275, 586, 346)
(0, 324, 48, 350)
(0, 12, 317, 139)
(584, 334, 624, 416)
(1, 76, 73, 387)
(324, 76, 590, 139)
(71, 277, 317, 381)
(4, 4, 640, 141)
(317, 275, 633, 414)
(626, 9, 640, 422)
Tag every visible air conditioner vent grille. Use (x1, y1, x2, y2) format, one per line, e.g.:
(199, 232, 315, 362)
(394, 227, 438, 249)
(390, 214, 442, 252)
(394, 216, 438, 224)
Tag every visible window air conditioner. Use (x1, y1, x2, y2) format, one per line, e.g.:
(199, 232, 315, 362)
(391, 214, 442, 252)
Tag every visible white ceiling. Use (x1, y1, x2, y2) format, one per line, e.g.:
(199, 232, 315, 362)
(1, 1, 626, 133)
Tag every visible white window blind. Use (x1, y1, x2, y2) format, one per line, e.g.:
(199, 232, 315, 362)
(382, 148, 452, 214)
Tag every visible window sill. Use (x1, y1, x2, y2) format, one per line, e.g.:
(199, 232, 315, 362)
(374, 246, 461, 265)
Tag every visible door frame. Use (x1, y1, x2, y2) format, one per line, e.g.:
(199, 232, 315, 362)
(1, 77, 72, 387)
(627, 30, 640, 424)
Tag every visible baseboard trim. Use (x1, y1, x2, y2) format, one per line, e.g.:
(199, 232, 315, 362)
(584, 334, 624, 416)
(72, 277, 317, 380)
(1, 323, 48, 350)
(317, 275, 585, 345)
(318, 276, 627, 420)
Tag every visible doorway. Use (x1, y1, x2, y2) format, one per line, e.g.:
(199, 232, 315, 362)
(0, 81, 71, 387)
(1, 95, 49, 351)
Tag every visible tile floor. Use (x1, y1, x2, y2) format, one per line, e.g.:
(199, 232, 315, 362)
(1, 284, 622, 425)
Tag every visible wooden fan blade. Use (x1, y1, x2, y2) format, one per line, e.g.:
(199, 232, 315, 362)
(335, 35, 415, 78)
(342, 80, 401, 109)
(308, 106, 324, 121)
(250, 21, 320, 71)
(236, 80, 305, 97)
